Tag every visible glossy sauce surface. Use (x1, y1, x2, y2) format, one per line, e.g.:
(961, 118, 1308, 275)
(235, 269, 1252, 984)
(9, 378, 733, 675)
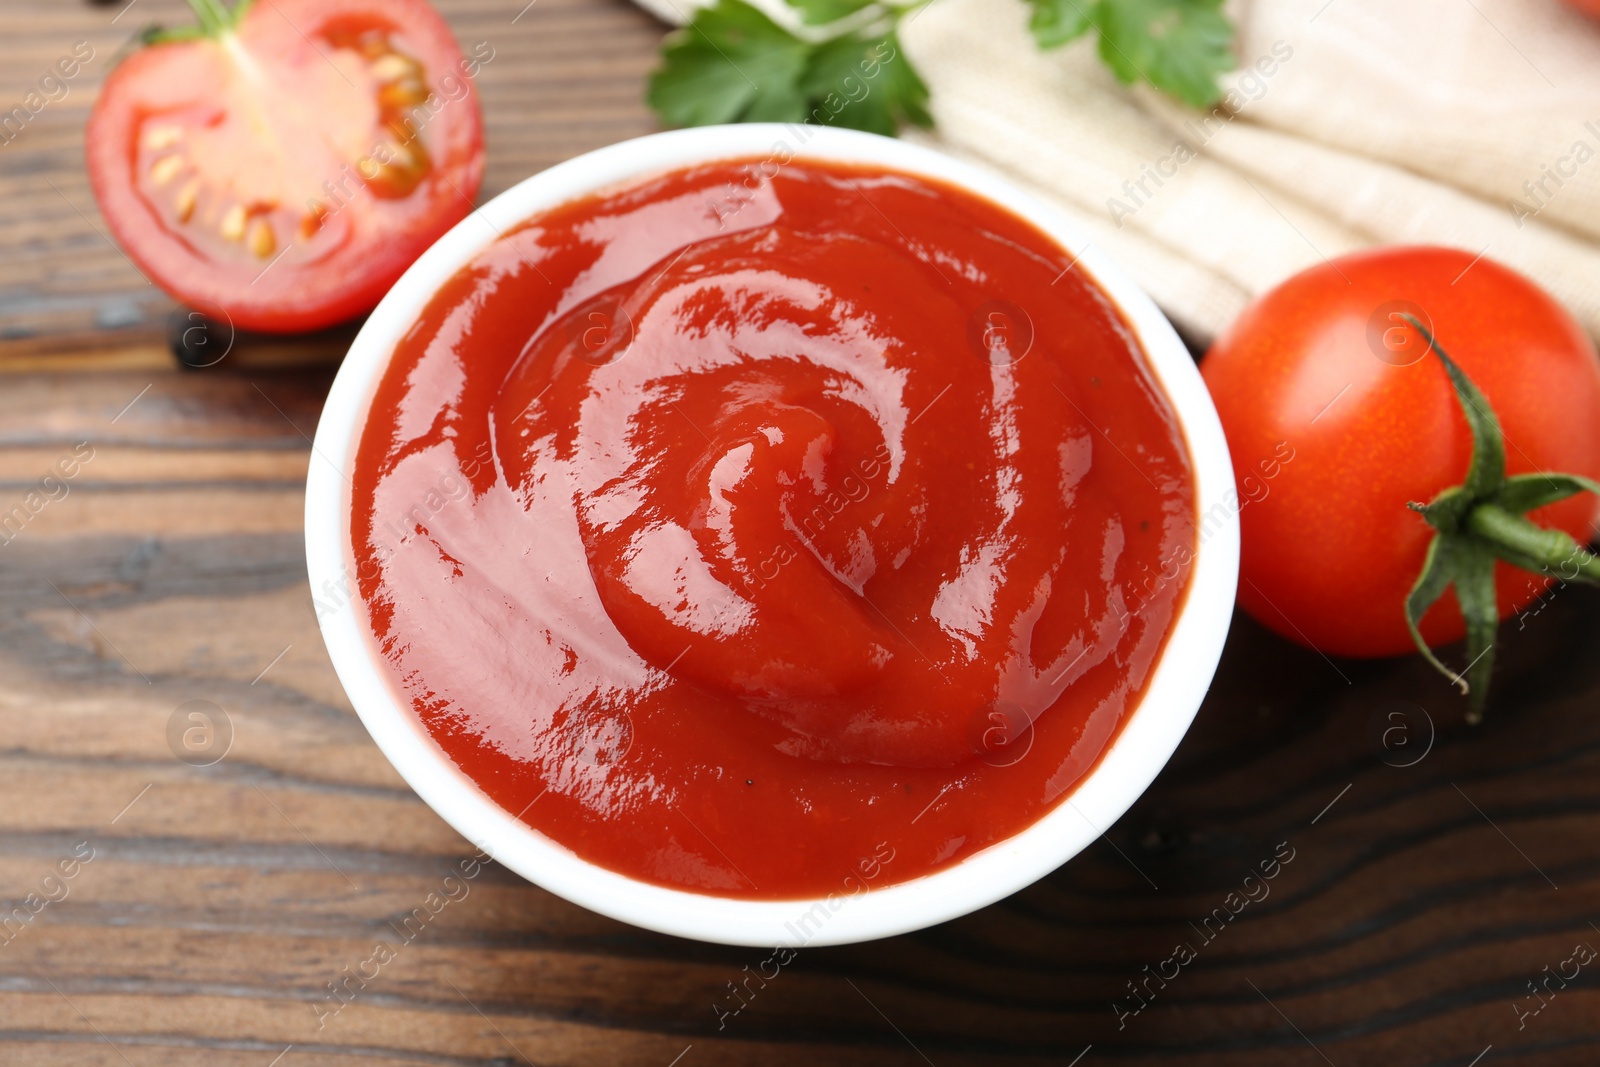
(350, 159, 1196, 898)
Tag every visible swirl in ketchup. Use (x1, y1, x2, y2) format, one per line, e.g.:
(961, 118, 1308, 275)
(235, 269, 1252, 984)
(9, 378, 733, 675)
(350, 157, 1196, 899)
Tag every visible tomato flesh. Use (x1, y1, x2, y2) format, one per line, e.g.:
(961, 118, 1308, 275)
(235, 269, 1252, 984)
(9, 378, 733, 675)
(1201, 247, 1600, 658)
(87, 0, 486, 333)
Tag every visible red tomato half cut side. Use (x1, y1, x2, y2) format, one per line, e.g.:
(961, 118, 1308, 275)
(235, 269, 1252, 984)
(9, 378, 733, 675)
(86, 0, 488, 333)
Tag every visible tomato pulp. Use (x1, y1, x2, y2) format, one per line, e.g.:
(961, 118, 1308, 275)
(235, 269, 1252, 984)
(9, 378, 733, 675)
(349, 159, 1197, 898)
(86, 0, 487, 333)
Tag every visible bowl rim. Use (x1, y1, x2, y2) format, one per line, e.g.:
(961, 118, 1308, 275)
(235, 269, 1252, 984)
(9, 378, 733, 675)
(306, 123, 1239, 948)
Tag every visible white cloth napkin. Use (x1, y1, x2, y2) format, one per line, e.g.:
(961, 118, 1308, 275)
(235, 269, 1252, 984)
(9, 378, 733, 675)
(637, 0, 1600, 345)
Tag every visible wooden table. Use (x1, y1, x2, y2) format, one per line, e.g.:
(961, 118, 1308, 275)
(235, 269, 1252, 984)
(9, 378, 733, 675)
(3, 1, 1598, 1063)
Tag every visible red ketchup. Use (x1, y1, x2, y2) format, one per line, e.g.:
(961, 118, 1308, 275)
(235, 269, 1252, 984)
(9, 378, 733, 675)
(350, 158, 1196, 899)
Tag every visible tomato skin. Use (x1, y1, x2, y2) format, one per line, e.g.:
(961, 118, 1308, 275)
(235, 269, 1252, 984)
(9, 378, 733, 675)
(1201, 247, 1600, 658)
(86, 0, 485, 334)
(1565, 0, 1600, 18)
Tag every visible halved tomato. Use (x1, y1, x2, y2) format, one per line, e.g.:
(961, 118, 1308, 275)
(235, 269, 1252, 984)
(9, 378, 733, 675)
(87, 0, 488, 333)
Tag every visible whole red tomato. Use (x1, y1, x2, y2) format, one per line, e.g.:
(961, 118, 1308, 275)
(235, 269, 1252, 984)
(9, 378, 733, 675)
(1201, 247, 1600, 658)
(87, 0, 487, 333)
(1564, 0, 1600, 18)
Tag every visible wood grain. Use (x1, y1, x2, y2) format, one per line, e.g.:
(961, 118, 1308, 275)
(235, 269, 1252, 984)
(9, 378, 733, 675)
(3, 0, 1600, 1064)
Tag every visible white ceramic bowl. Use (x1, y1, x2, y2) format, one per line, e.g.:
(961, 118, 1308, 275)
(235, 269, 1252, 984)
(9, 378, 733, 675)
(306, 124, 1239, 947)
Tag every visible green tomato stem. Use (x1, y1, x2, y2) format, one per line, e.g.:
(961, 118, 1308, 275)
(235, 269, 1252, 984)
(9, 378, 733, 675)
(184, 0, 236, 34)
(1401, 322, 1600, 721)
(1466, 502, 1600, 583)
(1465, 502, 1600, 585)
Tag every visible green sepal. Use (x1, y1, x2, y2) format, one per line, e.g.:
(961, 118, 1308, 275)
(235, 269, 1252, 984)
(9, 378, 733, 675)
(140, 24, 210, 45)
(1401, 317, 1600, 721)
(1404, 316, 1505, 499)
(188, 0, 247, 33)
(1468, 502, 1600, 585)
(1404, 531, 1470, 694)
(1409, 484, 1474, 536)
(1495, 472, 1600, 515)
(138, 0, 250, 46)
(1451, 540, 1498, 723)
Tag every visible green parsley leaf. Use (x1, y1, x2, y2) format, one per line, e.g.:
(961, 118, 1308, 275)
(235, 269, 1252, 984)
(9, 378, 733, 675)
(650, 2, 933, 135)
(1094, 0, 1233, 108)
(1024, 0, 1096, 50)
(790, 0, 877, 26)
(869, 32, 934, 130)
(648, 0, 815, 126)
(801, 31, 932, 135)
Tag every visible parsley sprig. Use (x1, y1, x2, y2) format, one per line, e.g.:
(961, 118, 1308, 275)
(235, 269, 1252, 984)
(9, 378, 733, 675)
(648, 0, 932, 135)
(648, 0, 1234, 136)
